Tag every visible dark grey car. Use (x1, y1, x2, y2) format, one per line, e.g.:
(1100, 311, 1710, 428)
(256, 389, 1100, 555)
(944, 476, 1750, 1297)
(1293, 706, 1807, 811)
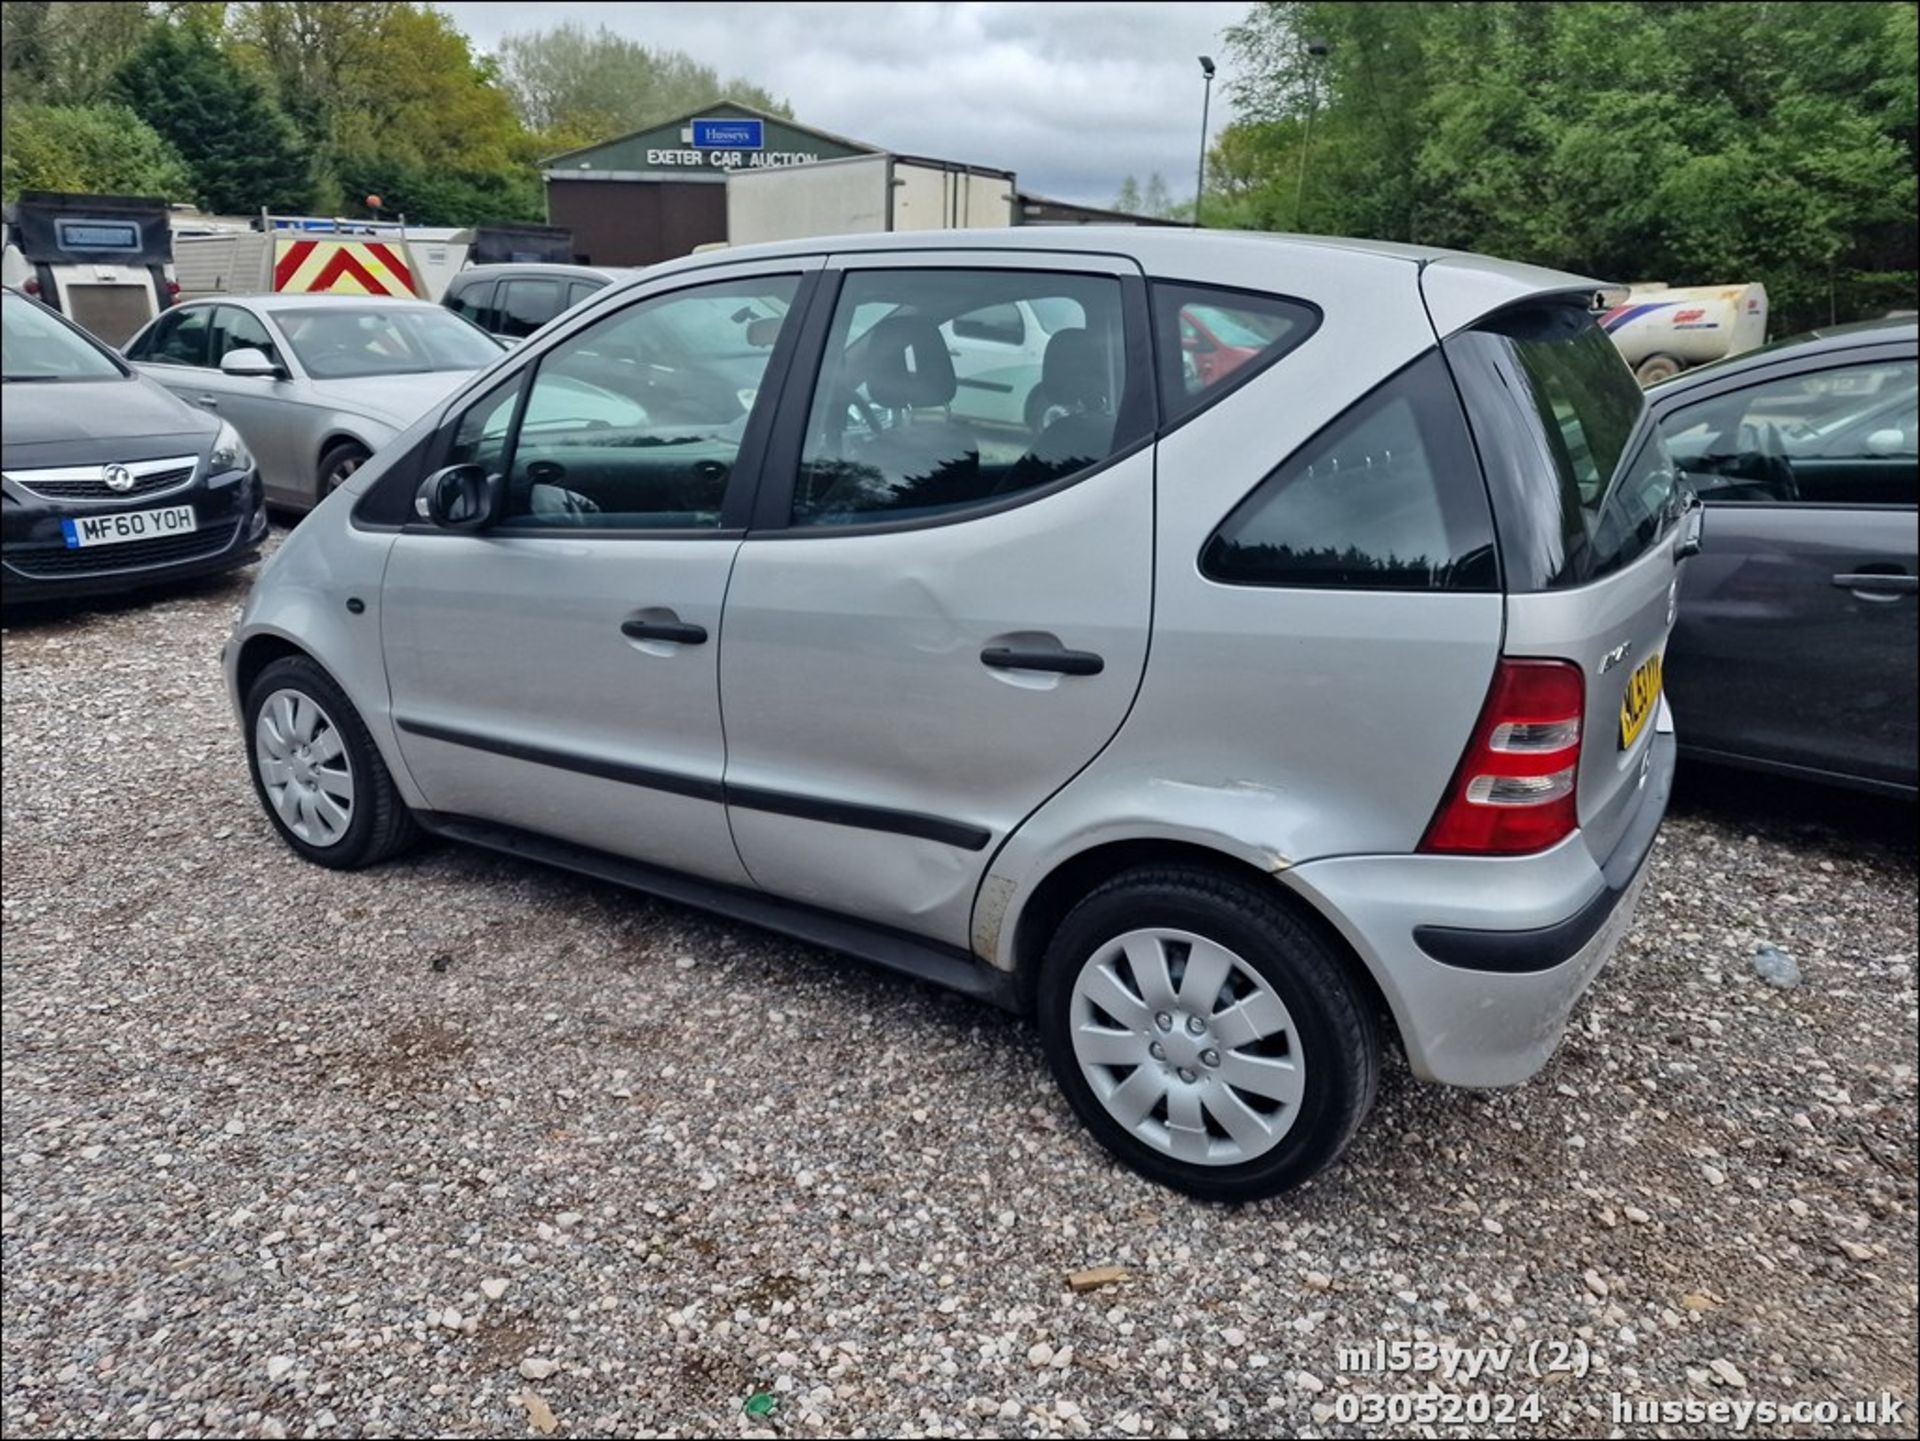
(1652, 318, 1918, 797)
(442, 263, 625, 343)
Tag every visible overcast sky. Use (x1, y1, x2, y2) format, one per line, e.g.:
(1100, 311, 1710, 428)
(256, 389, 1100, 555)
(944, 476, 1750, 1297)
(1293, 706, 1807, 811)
(442, 2, 1252, 206)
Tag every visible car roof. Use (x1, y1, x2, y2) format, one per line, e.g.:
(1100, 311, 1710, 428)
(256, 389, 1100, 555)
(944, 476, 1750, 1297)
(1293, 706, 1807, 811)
(606, 227, 1604, 339)
(1649, 315, 1918, 395)
(455, 263, 622, 281)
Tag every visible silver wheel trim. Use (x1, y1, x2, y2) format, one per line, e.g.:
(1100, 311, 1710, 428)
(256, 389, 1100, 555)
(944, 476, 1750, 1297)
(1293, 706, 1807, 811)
(1069, 927, 1305, 1167)
(254, 688, 355, 847)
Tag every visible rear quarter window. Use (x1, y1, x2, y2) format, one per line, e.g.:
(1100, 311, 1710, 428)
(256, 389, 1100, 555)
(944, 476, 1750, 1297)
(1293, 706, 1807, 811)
(1152, 282, 1319, 426)
(1201, 351, 1498, 591)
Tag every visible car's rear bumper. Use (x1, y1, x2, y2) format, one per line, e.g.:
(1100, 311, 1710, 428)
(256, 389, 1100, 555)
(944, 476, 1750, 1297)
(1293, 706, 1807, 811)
(1284, 713, 1675, 1087)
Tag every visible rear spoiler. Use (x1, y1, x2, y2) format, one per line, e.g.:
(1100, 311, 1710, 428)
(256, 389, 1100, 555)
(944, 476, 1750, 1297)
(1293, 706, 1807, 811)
(1419, 253, 1622, 339)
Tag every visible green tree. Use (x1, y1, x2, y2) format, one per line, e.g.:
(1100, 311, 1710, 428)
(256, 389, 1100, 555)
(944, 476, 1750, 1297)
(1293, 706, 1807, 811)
(1221, 1, 1918, 332)
(1113, 174, 1142, 213)
(494, 21, 791, 153)
(231, 1, 541, 223)
(1, 100, 192, 200)
(113, 19, 311, 212)
(2, 1, 156, 109)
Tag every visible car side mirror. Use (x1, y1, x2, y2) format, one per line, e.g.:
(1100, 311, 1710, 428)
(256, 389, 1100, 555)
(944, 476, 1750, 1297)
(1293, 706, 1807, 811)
(1865, 428, 1910, 458)
(416, 464, 498, 530)
(220, 347, 283, 379)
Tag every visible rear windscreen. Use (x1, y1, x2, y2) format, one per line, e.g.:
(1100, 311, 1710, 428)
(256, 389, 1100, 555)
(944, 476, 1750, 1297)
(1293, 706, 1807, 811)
(1446, 304, 1683, 590)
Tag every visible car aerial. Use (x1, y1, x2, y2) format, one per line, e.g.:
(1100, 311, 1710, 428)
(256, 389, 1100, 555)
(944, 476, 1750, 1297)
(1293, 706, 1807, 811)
(2, 286, 266, 604)
(224, 229, 1690, 1199)
(122, 295, 504, 511)
(442, 263, 628, 344)
(1651, 317, 1917, 797)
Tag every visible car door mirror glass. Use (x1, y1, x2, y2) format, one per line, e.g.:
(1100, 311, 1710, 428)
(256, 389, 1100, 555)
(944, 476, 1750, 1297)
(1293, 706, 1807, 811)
(418, 464, 495, 529)
(220, 347, 281, 378)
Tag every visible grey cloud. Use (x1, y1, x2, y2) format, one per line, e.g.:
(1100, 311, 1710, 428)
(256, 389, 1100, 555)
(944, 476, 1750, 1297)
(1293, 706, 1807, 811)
(443, 1, 1249, 204)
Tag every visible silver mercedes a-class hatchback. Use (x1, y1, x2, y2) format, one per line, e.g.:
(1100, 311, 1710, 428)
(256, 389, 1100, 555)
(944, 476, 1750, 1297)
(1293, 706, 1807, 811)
(227, 229, 1692, 1199)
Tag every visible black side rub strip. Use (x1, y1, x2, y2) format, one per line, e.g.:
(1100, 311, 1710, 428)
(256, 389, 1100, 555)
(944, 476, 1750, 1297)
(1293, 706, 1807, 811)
(395, 718, 991, 851)
(724, 783, 989, 851)
(396, 717, 724, 802)
(1414, 731, 1674, 974)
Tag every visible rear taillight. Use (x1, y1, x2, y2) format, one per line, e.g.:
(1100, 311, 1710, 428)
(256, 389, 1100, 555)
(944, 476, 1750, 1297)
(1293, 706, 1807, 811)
(165, 280, 180, 296)
(22, 277, 39, 295)
(1421, 659, 1585, 855)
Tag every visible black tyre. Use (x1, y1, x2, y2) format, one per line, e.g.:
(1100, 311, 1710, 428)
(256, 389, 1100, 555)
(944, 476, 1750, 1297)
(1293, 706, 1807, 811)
(244, 655, 418, 870)
(1037, 865, 1379, 1201)
(316, 440, 371, 503)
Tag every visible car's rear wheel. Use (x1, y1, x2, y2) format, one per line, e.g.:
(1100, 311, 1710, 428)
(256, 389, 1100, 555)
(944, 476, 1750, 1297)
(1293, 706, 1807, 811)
(317, 441, 371, 503)
(244, 655, 417, 869)
(1037, 865, 1378, 1201)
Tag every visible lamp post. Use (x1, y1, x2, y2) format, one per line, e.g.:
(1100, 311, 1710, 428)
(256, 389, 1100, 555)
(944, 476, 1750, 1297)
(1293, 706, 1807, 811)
(1194, 55, 1216, 228)
(1293, 38, 1331, 227)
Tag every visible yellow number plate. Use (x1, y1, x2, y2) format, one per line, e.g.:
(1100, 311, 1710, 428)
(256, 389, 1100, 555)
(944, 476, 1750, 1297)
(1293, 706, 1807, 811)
(1618, 651, 1663, 750)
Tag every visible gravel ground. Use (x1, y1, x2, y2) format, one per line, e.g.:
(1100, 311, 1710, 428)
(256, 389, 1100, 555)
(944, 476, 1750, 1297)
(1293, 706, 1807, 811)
(3, 542, 1915, 1440)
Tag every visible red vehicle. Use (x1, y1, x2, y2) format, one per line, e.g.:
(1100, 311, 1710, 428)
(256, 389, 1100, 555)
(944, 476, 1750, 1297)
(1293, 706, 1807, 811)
(1179, 302, 1271, 387)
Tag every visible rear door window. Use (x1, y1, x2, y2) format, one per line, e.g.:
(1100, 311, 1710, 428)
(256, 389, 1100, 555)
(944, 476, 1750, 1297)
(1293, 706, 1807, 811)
(1153, 283, 1318, 423)
(567, 279, 605, 309)
(1446, 304, 1683, 589)
(499, 279, 564, 339)
(790, 268, 1138, 527)
(1202, 351, 1498, 590)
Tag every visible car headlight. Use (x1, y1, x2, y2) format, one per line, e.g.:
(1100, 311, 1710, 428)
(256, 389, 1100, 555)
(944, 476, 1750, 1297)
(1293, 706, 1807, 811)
(209, 419, 253, 474)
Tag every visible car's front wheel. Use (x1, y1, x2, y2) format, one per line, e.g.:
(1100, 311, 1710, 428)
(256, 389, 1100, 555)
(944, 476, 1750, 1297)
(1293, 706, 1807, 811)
(1037, 865, 1379, 1201)
(244, 655, 418, 869)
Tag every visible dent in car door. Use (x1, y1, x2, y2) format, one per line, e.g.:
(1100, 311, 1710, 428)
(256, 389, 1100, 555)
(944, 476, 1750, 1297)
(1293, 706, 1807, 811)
(717, 255, 1154, 947)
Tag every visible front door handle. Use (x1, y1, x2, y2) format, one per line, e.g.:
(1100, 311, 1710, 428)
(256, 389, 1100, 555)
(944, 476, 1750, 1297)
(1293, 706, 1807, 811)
(1832, 572, 1916, 601)
(980, 645, 1104, 676)
(195, 394, 219, 407)
(620, 618, 708, 645)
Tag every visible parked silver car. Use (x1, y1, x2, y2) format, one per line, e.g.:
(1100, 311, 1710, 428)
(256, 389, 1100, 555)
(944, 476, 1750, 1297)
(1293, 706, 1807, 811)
(123, 295, 503, 510)
(224, 230, 1690, 1198)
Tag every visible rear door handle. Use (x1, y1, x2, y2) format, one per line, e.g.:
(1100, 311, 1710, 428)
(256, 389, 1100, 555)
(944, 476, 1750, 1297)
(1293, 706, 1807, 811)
(620, 618, 708, 645)
(980, 645, 1104, 676)
(195, 394, 219, 407)
(1832, 573, 1916, 600)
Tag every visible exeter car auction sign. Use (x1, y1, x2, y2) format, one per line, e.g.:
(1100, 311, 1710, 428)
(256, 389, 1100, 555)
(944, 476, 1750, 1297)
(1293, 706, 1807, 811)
(544, 104, 875, 178)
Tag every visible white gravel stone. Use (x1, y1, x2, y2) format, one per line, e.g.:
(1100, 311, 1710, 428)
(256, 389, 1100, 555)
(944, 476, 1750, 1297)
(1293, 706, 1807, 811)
(1, 539, 1913, 1438)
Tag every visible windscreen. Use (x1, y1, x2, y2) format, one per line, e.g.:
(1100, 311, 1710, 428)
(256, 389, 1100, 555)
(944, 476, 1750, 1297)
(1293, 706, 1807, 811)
(1, 292, 127, 381)
(277, 306, 503, 378)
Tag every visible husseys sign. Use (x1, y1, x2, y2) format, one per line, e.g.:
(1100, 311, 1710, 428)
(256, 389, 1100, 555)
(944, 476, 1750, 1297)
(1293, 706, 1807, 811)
(648, 117, 820, 170)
